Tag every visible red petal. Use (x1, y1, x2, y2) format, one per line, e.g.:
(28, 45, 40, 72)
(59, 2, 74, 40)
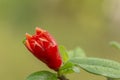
(25, 40, 34, 53)
(36, 27, 45, 35)
(26, 33, 32, 40)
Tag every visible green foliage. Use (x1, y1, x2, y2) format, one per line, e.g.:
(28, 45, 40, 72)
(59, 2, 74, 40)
(70, 57, 120, 78)
(110, 41, 120, 50)
(59, 46, 86, 63)
(59, 46, 120, 79)
(59, 46, 69, 63)
(68, 47, 86, 59)
(26, 71, 57, 80)
(59, 61, 80, 75)
(58, 46, 85, 75)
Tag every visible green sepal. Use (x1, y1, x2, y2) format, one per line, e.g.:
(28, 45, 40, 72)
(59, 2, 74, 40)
(59, 61, 80, 75)
(59, 45, 69, 63)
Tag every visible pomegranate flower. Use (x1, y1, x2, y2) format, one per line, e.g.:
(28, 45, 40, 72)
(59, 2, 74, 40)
(24, 27, 62, 71)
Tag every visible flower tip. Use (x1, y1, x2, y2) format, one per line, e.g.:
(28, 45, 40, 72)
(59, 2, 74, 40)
(36, 27, 46, 34)
(25, 33, 32, 40)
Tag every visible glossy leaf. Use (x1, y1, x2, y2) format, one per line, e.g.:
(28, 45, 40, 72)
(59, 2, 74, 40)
(70, 58, 120, 78)
(26, 71, 57, 80)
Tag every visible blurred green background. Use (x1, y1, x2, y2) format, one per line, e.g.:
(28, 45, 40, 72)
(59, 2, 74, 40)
(0, 0, 120, 80)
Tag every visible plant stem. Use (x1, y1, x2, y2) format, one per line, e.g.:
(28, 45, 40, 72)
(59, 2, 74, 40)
(57, 71, 69, 80)
(58, 75, 69, 80)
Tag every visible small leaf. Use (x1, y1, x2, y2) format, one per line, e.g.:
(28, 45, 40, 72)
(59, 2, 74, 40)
(59, 62, 80, 75)
(26, 71, 57, 80)
(59, 45, 69, 63)
(68, 47, 86, 59)
(110, 41, 120, 50)
(70, 58, 120, 78)
(72, 66, 80, 73)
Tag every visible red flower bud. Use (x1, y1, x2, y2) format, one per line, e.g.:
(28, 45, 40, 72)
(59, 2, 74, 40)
(24, 27, 62, 71)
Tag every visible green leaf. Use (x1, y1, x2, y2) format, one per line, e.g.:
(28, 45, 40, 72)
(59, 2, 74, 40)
(59, 45, 69, 63)
(59, 62, 80, 75)
(68, 47, 86, 59)
(110, 41, 120, 50)
(26, 71, 57, 80)
(70, 58, 120, 78)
